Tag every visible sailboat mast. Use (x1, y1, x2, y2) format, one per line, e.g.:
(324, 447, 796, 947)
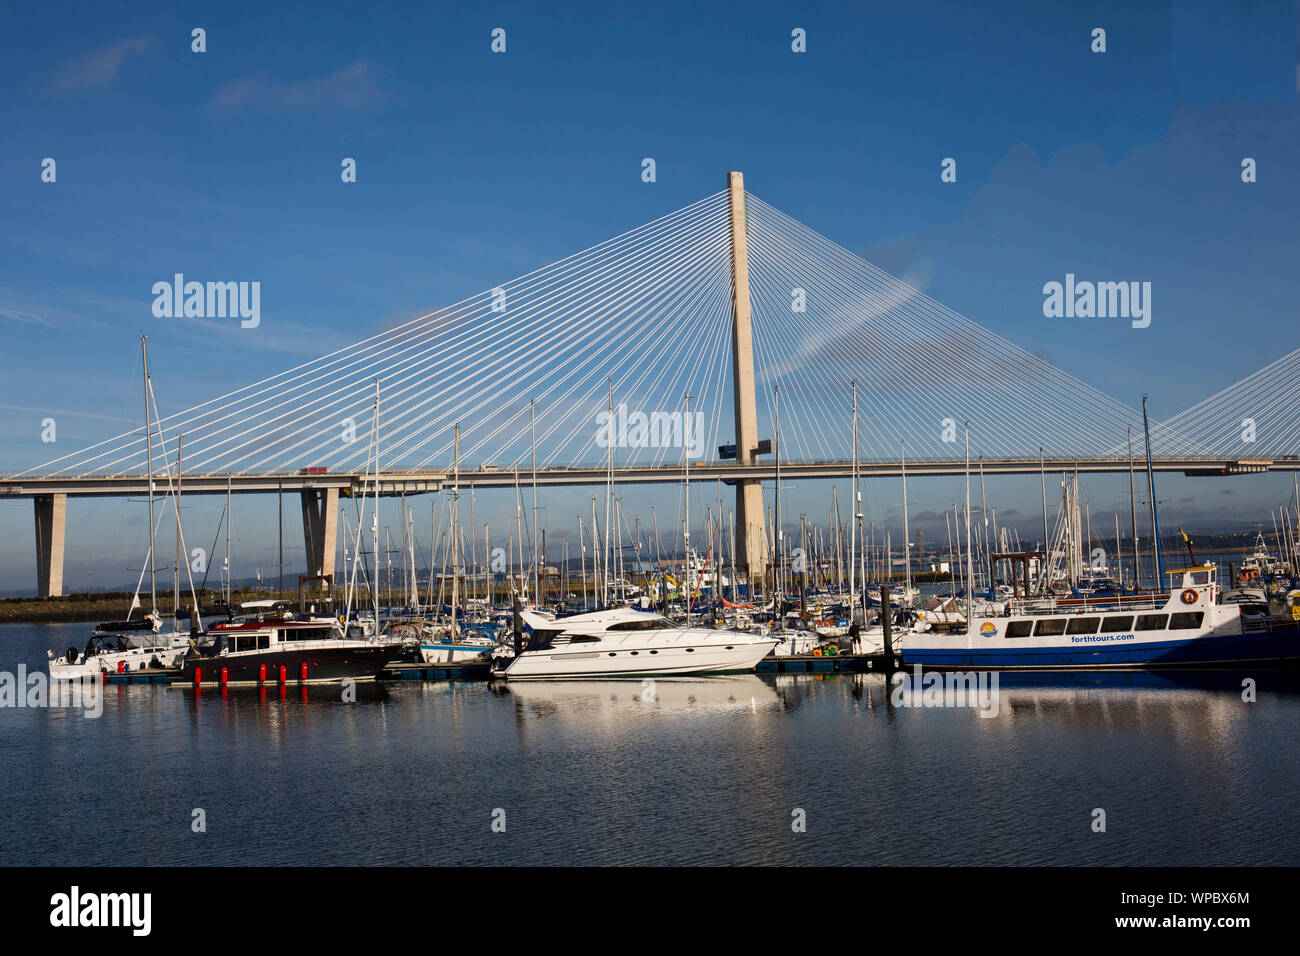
(451, 425, 460, 639)
(530, 400, 539, 603)
(142, 336, 157, 615)
(371, 379, 381, 625)
(513, 472, 523, 600)
(590, 497, 601, 607)
(849, 381, 859, 622)
(729, 509, 737, 610)
(964, 423, 973, 616)
(683, 392, 692, 620)
(773, 385, 782, 626)
(1128, 427, 1140, 590)
(978, 457, 989, 592)
(604, 381, 613, 607)
(225, 475, 232, 605)
(1039, 446, 1048, 594)
(174, 435, 183, 620)
(1141, 395, 1163, 586)
(1114, 513, 1121, 584)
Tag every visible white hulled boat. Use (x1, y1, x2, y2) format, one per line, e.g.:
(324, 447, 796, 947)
(494, 605, 778, 680)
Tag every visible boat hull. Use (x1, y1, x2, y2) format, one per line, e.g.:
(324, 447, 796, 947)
(903, 628, 1300, 670)
(419, 642, 494, 664)
(48, 645, 187, 681)
(501, 639, 778, 680)
(179, 643, 400, 685)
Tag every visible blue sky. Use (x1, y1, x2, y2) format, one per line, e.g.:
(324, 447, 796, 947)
(1, 1, 1298, 591)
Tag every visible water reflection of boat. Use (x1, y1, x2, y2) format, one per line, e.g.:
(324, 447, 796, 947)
(990, 667, 1300, 695)
(503, 675, 780, 714)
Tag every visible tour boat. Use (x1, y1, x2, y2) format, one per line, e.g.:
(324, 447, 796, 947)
(493, 605, 779, 680)
(903, 564, 1300, 669)
(179, 613, 400, 685)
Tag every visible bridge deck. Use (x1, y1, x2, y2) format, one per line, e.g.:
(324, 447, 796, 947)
(0, 457, 1288, 498)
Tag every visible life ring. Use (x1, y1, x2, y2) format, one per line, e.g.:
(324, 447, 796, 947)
(1180, 588, 1198, 605)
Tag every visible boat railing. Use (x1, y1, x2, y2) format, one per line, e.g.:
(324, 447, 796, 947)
(1005, 593, 1169, 617)
(1240, 616, 1300, 634)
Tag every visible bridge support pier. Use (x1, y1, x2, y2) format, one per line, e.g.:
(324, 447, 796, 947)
(34, 493, 67, 598)
(728, 170, 768, 582)
(300, 488, 338, 587)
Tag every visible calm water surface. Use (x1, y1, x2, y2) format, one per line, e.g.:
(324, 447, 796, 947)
(2, 622, 1296, 865)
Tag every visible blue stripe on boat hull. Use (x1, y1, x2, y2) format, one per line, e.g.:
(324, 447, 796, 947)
(903, 630, 1300, 669)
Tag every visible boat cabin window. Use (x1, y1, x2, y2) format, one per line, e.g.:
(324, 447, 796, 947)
(1136, 614, 1169, 631)
(607, 619, 665, 631)
(1033, 618, 1067, 636)
(1066, 617, 1101, 635)
(232, 634, 271, 652)
(1004, 620, 1034, 638)
(1101, 616, 1134, 632)
(1169, 612, 1204, 630)
(279, 627, 334, 642)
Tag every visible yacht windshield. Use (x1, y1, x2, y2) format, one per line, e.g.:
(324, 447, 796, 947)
(607, 617, 671, 631)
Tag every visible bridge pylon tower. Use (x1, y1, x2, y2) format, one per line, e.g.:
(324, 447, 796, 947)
(727, 171, 768, 581)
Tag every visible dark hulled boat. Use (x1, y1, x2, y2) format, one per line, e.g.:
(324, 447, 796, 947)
(178, 614, 399, 686)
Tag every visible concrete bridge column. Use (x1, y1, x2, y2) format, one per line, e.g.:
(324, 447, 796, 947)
(35, 493, 67, 597)
(300, 488, 338, 585)
(728, 170, 768, 580)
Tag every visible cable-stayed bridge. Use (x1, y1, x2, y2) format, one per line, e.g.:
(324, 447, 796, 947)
(6, 172, 1299, 595)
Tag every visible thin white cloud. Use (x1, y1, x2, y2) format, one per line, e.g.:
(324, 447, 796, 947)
(47, 35, 154, 92)
(210, 59, 383, 112)
(0, 308, 55, 328)
(0, 403, 134, 425)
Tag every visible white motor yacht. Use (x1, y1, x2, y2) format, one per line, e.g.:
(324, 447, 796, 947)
(494, 605, 778, 680)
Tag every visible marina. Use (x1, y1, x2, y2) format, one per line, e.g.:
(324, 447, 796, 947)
(4, 617, 1299, 869)
(4, 4, 1299, 915)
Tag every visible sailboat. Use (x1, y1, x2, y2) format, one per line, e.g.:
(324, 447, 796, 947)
(418, 426, 498, 663)
(48, 337, 199, 680)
